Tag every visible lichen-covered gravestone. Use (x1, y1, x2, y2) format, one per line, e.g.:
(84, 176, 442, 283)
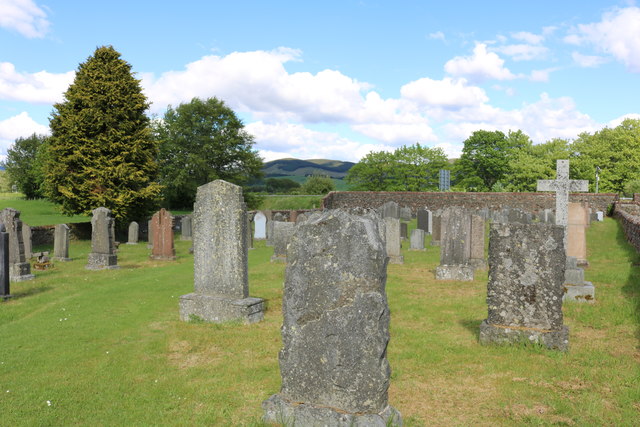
(468, 214, 486, 269)
(384, 217, 403, 264)
(262, 209, 401, 426)
(270, 221, 296, 263)
(435, 207, 474, 281)
(409, 228, 425, 251)
(150, 208, 176, 260)
(0, 208, 35, 282)
(53, 224, 72, 261)
(479, 222, 569, 351)
(127, 221, 139, 245)
(179, 180, 264, 324)
(86, 207, 118, 270)
(381, 201, 399, 219)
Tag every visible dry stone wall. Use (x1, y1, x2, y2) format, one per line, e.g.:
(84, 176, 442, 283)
(614, 202, 640, 253)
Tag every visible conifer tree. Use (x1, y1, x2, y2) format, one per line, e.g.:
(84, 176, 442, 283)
(45, 46, 161, 222)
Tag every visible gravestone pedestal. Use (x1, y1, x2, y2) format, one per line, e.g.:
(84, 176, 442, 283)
(86, 253, 118, 269)
(435, 265, 474, 281)
(179, 294, 264, 324)
(563, 256, 595, 303)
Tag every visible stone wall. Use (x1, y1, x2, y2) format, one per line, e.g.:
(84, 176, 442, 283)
(322, 191, 618, 215)
(31, 222, 93, 245)
(615, 202, 640, 254)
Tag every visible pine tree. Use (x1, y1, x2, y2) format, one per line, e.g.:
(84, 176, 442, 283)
(45, 46, 161, 222)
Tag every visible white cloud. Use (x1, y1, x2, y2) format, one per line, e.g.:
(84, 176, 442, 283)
(511, 31, 544, 45)
(428, 31, 445, 41)
(351, 121, 437, 145)
(0, 0, 50, 38)
(493, 44, 548, 61)
(400, 77, 488, 108)
(444, 43, 518, 82)
(0, 111, 49, 155)
(529, 68, 558, 82)
(607, 113, 640, 128)
(571, 52, 608, 68)
(0, 62, 74, 103)
(565, 6, 640, 72)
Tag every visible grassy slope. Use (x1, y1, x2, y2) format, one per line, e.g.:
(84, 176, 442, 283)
(0, 195, 90, 226)
(0, 217, 638, 425)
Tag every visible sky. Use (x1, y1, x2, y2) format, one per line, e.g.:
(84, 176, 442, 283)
(1, 0, 640, 163)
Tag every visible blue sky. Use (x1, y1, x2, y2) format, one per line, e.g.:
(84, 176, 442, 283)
(1, 0, 639, 162)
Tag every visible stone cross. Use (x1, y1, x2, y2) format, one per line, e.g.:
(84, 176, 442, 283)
(0, 223, 10, 300)
(537, 160, 588, 227)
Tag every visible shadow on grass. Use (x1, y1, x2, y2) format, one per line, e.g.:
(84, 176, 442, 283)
(615, 219, 640, 344)
(9, 285, 52, 300)
(460, 318, 482, 342)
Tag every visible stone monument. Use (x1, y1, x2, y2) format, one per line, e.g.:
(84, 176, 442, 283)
(126, 221, 139, 244)
(0, 208, 35, 282)
(435, 207, 473, 281)
(270, 221, 296, 263)
(380, 201, 400, 219)
(0, 223, 10, 300)
(384, 217, 403, 264)
(22, 223, 32, 259)
(417, 208, 432, 234)
(86, 207, 118, 270)
(150, 208, 176, 260)
(409, 229, 425, 251)
(180, 215, 192, 241)
(179, 180, 264, 323)
(262, 209, 401, 426)
(53, 224, 72, 261)
(468, 214, 486, 269)
(254, 211, 267, 239)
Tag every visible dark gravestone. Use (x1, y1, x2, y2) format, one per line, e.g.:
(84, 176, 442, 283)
(417, 208, 431, 233)
(430, 213, 442, 246)
(147, 219, 153, 249)
(86, 207, 118, 270)
(262, 209, 401, 426)
(400, 222, 408, 240)
(479, 222, 569, 351)
(0, 208, 34, 282)
(0, 223, 10, 300)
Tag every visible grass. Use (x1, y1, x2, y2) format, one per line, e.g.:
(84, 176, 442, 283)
(0, 214, 638, 425)
(0, 195, 90, 226)
(259, 195, 323, 210)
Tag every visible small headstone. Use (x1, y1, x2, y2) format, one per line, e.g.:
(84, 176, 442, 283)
(409, 229, 425, 251)
(384, 217, 403, 264)
(479, 222, 569, 351)
(0, 208, 35, 282)
(0, 223, 11, 300)
(564, 256, 595, 303)
(400, 206, 412, 221)
(150, 208, 176, 260)
(126, 221, 139, 244)
(381, 201, 400, 219)
(468, 214, 486, 269)
(435, 207, 474, 281)
(431, 213, 442, 246)
(53, 224, 72, 261)
(596, 211, 604, 222)
(180, 216, 192, 241)
(262, 209, 401, 426)
(417, 208, 432, 234)
(254, 211, 267, 239)
(179, 180, 264, 323)
(270, 221, 296, 263)
(400, 222, 408, 240)
(147, 219, 153, 249)
(86, 207, 119, 270)
(22, 223, 32, 259)
(295, 213, 308, 224)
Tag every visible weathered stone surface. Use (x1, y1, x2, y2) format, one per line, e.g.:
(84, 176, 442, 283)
(147, 219, 153, 248)
(254, 211, 267, 239)
(295, 213, 308, 224)
(479, 222, 569, 351)
(417, 208, 431, 233)
(537, 159, 589, 228)
(150, 209, 176, 260)
(384, 217, 403, 264)
(380, 201, 400, 219)
(53, 224, 71, 261)
(431, 214, 441, 246)
(179, 180, 264, 324)
(246, 214, 254, 250)
(270, 221, 295, 262)
(409, 228, 425, 251)
(468, 214, 486, 269)
(86, 207, 118, 270)
(264, 209, 400, 425)
(436, 207, 473, 281)
(22, 223, 32, 259)
(0, 223, 10, 299)
(539, 209, 556, 224)
(400, 206, 412, 221)
(567, 202, 588, 266)
(400, 222, 408, 240)
(180, 215, 192, 241)
(126, 221, 139, 244)
(0, 208, 34, 281)
(563, 256, 594, 303)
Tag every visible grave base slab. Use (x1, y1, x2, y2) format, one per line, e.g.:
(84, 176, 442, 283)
(179, 293, 264, 324)
(86, 253, 119, 270)
(563, 282, 595, 303)
(388, 255, 404, 264)
(435, 265, 474, 281)
(479, 320, 569, 351)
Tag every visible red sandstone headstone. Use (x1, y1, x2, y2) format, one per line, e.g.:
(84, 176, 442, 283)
(151, 208, 176, 260)
(567, 202, 588, 266)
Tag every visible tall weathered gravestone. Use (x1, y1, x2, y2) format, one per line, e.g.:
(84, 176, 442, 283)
(381, 201, 400, 219)
(479, 222, 569, 351)
(22, 223, 32, 260)
(435, 207, 474, 281)
(468, 214, 486, 269)
(127, 221, 139, 245)
(417, 208, 432, 234)
(262, 210, 401, 426)
(53, 224, 71, 261)
(254, 211, 267, 239)
(410, 229, 425, 251)
(270, 221, 296, 263)
(179, 180, 264, 323)
(384, 217, 403, 264)
(86, 207, 118, 270)
(150, 209, 176, 260)
(431, 213, 442, 246)
(0, 208, 35, 282)
(0, 223, 10, 300)
(180, 215, 192, 241)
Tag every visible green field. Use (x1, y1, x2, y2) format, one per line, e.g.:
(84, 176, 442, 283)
(0, 207, 638, 425)
(0, 195, 90, 226)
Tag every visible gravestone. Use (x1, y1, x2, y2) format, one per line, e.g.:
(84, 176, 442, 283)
(246, 214, 254, 250)
(595, 211, 604, 222)
(563, 256, 595, 303)
(539, 208, 555, 224)
(181, 215, 192, 241)
(381, 201, 400, 219)
(479, 222, 569, 351)
(384, 217, 403, 264)
(150, 209, 176, 260)
(262, 209, 401, 426)
(431, 213, 442, 246)
(0, 223, 10, 300)
(567, 202, 589, 266)
(468, 214, 486, 269)
(22, 223, 32, 259)
(417, 208, 432, 234)
(0, 208, 35, 282)
(127, 221, 139, 244)
(409, 229, 425, 251)
(400, 206, 412, 221)
(53, 224, 71, 261)
(400, 222, 408, 240)
(86, 207, 118, 270)
(179, 180, 264, 323)
(270, 221, 296, 263)
(147, 219, 153, 249)
(295, 213, 308, 224)
(254, 211, 267, 239)
(435, 207, 474, 281)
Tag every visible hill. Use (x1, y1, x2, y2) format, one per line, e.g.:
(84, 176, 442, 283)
(262, 158, 355, 179)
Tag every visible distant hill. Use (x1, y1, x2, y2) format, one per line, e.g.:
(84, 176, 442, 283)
(262, 158, 355, 179)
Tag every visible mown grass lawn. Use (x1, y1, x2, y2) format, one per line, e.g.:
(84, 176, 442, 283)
(0, 217, 638, 426)
(0, 195, 90, 226)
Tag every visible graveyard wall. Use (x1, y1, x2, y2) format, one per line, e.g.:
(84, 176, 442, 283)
(322, 191, 618, 215)
(31, 222, 93, 245)
(614, 202, 640, 254)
